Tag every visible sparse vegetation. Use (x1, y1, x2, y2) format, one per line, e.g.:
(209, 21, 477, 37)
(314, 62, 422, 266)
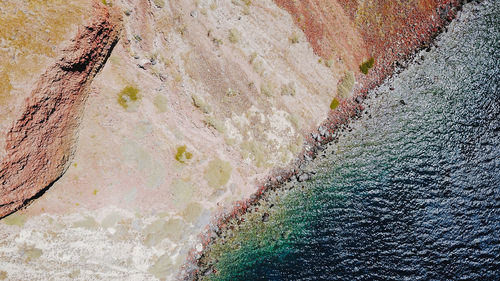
(147, 52, 159, 64)
(337, 71, 355, 98)
(241, 141, 268, 168)
(153, 0, 165, 8)
(204, 158, 232, 189)
(181, 202, 203, 223)
(359, 57, 375, 74)
(212, 37, 223, 47)
(102, 0, 112, 6)
(163, 57, 174, 67)
(2, 213, 27, 226)
(231, 0, 251, 6)
(252, 59, 264, 76)
(117, 86, 140, 109)
(175, 145, 193, 164)
(288, 113, 301, 129)
(249, 52, 258, 64)
(174, 73, 183, 83)
(226, 88, 239, 97)
(330, 97, 340, 110)
(205, 116, 226, 133)
(260, 80, 276, 97)
(177, 24, 187, 36)
(280, 81, 296, 96)
(289, 32, 299, 44)
(153, 95, 168, 113)
(325, 59, 334, 68)
(192, 94, 211, 114)
(228, 28, 241, 44)
(243, 5, 251, 15)
(210, 2, 217, 10)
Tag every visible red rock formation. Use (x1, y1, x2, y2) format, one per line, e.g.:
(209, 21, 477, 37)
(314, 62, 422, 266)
(336, 0, 460, 91)
(273, 0, 368, 71)
(0, 1, 122, 218)
(275, 0, 461, 94)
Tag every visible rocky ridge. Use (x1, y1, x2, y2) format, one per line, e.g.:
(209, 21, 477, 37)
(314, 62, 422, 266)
(0, 1, 122, 218)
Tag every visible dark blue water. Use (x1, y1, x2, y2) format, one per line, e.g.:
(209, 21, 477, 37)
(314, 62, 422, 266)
(199, 1, 500, 280)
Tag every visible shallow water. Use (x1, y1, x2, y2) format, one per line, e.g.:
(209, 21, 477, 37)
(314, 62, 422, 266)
(202, 1, 500, 280)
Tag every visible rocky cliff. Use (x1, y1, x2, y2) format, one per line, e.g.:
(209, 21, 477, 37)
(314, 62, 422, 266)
(0, 2, 122, 218)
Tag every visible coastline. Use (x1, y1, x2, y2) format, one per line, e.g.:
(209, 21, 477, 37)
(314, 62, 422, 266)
(0, 0, 472, 279)
(181, 1, 466, 279)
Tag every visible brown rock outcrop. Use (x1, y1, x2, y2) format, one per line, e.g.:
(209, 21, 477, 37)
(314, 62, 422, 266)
(0, 1, 122, 218)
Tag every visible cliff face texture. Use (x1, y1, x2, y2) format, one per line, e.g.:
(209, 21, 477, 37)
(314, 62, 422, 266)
(0, 0, 458, 280)
(0, 2, 122, 218)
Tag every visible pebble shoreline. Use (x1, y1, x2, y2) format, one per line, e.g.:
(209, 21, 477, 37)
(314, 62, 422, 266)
(180, 1, 466, 279)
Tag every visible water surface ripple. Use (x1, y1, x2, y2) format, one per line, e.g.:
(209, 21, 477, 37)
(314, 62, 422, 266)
(206, 1, 500, 280)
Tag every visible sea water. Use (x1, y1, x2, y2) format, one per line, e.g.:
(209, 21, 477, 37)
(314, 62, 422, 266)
(203, 1, 500, 280)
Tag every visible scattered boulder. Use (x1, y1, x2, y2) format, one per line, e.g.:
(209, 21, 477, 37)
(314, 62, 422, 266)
(298, 173, 310, 182)
(262, 213, 270, 222)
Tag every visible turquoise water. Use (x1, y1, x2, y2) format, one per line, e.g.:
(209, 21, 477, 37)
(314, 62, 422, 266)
(200, 1, 500, 280)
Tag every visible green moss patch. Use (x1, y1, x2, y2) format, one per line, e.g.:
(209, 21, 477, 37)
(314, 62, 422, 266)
(175, 145, 193, 163)
(117, 86, 140, 109)
(330, 98, 340, 110)
(359, 57, 375, 74)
